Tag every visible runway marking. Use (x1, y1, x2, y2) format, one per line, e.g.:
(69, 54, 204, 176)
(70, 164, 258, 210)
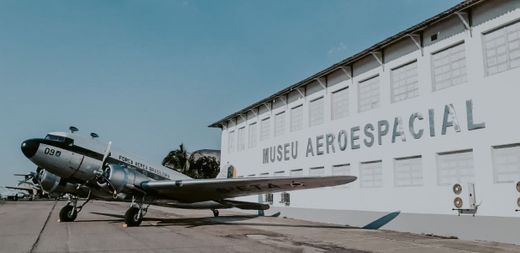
(30, 201, 57, 253)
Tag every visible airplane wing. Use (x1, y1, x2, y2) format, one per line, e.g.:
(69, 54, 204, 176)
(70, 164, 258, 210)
(141, 175, 355, 203)
(5, 186, 33, 193)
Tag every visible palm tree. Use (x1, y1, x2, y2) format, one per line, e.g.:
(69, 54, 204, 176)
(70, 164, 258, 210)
(162, 144, 220, 179)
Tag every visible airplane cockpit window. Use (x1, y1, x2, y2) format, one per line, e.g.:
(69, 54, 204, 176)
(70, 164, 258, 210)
(45, 135, 65, 142)
(45, 135, 74, 145)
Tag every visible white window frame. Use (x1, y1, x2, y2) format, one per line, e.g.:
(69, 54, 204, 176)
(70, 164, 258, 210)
(357, 75, 380, 113)
(393, 155, 423, 187)
(260, 117, 271, 141)
(308, 96, 324, 127)
(482, 20, 520, 76)
(331, 87, 349, 120)
(359, 160, 383, 188)
(309, 166, 325, 176)
(436, 149, 475, 186)
(290, 104, 304, 132)
(390, 60, 419, 103)
(237, 127, 245, 151)
(228, 130, 235, 153)
(431, 42, 467, 91)
(274, 111, 286, 137)
(248, 122, 257, 149)
(492, 143, 520, 183)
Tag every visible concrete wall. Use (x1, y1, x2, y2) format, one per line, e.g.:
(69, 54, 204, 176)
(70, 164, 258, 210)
(218, 0, 520, 228)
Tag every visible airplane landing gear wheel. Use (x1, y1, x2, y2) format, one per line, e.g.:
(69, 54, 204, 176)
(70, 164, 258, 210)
(125, 207, 143, 227)
(212, 209, 219, 217)
(59, 204, 77, 222)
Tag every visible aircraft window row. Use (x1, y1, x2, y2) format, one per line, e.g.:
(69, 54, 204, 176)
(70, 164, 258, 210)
(45, 134, 74, 145)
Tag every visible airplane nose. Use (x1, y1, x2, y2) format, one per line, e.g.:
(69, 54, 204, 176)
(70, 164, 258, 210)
(21, 140, 39, 158)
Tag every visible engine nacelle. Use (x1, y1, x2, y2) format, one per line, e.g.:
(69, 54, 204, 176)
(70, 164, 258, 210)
(39, 170, 89, 198)
(39, 170, 61, 193)
(105, 164, 149, 194)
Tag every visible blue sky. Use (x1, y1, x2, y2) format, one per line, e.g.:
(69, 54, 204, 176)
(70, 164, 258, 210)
(0, 0, 460, 185)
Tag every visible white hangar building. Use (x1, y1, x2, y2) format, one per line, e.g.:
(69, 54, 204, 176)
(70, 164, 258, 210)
(209, 0, 520, 244)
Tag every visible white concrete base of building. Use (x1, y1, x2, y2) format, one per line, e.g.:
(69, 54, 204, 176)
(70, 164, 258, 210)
(252, 206, 520, 245)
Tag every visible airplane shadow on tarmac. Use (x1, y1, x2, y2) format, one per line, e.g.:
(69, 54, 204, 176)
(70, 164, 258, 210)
(86, 211, 358, 230)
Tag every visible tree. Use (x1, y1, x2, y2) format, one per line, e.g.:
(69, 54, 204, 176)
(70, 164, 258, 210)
(162, 144, 220, 179)
(162, 144, 190, 174)
(189, 156, 220, 179)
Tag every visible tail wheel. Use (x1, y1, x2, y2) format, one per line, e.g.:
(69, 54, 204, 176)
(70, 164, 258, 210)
(124, 207, 143, 227)
(59, 204, 77, 222)
(212, 209, 219, 217)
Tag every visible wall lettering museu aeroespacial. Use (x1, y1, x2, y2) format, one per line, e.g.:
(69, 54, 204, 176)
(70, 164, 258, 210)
(262, 99, 485, 164)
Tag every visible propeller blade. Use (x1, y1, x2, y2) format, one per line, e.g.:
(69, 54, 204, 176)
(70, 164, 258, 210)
(101, 141, 112, 168)
(33, 168, 43, 186)
(14, 172, 35, 182)
(95, 141, 119, 197)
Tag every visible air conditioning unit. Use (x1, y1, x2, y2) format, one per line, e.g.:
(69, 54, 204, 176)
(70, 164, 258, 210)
(264, 193, 273, 205)
(452, 183, 478, 216)
(280, 192, 290, 206)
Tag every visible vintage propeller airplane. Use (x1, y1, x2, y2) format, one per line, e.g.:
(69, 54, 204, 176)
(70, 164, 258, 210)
(5, 172, 46, 200)
(21, 127, 356, 226)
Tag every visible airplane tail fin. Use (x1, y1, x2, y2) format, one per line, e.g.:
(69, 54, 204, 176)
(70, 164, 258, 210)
(362, 211, 400, 230)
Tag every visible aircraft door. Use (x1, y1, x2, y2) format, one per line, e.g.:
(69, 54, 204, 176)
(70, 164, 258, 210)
(68, 151, 84, 176)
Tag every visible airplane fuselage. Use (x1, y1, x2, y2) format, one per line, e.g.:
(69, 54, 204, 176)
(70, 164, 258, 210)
(20, 130, 354, 226)
(21, 132, 190, 199)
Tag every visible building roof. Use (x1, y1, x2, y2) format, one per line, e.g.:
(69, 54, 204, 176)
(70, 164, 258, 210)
(209, 0, 484, 128)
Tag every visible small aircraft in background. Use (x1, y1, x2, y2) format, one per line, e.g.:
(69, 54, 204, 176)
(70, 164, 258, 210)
(21, 127, 356, 226)
(0, 186, 27, 201)
(5, 172, 45, 200)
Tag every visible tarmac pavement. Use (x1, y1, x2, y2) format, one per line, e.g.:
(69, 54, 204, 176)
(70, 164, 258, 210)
(0, 200, 519, 253)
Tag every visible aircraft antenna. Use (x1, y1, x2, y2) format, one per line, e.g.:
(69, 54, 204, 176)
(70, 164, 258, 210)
(69, 126, 79, 133)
